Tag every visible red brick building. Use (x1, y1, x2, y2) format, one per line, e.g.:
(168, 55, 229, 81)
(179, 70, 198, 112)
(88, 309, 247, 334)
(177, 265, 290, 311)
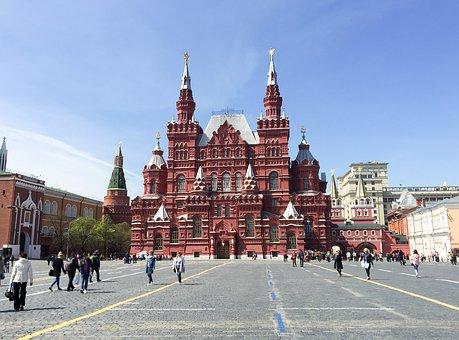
(329, 173, 409, 254)
(129, 50, 332, 259)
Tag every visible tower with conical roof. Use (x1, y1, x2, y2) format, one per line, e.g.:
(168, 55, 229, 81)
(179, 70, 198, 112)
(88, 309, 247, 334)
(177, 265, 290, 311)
(143, 133, 168, 196)
(103, 143, 131, 224)
(329, 171, 345, 224)
(0, 137, 7, 172)
(176, 52, 196, 123)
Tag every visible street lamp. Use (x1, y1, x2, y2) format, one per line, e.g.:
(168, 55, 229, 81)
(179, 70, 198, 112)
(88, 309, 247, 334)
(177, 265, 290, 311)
(304, 218, 312, 251)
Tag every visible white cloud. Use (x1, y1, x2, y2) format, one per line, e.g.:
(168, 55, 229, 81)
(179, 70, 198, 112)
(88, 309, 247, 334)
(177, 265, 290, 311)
(0, 125, 142, 200)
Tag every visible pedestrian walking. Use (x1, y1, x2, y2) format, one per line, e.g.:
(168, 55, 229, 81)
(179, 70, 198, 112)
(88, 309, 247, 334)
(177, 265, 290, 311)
(90, 250, 101, 282)
(283, 252, 288, 262)
(360, 248, 374, 280)
(49, 251, 66, 291)
(47, 254, 52, 266)
(410, 249, 421, 278)
(334, 250, 343, 277)
(67, 253, 80, 291)
(172, 252, 185, 284)
(80, 254, 92, 294)
(4, 255, 9, 273)
(0, 255, 4, 287)
(146, 251, 156, 285)
(346, 251, 351, 262)
(9, 252, 33, 311)
(298, 250, 305, 267)
(292, 252, 297, 267)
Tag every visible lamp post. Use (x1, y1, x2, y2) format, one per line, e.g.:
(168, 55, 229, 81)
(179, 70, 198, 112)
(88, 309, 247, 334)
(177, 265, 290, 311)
(304, 218, 312, 251)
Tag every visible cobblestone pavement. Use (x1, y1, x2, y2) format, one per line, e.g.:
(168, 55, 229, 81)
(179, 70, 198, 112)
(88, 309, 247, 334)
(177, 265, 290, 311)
(0, 259, 458, 339)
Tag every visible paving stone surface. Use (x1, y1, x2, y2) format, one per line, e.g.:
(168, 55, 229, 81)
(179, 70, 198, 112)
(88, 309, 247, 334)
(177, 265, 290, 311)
(0, 259, 458, 339)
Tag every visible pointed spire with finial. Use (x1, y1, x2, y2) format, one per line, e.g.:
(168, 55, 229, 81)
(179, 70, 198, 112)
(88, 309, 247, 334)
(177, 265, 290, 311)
(193, 166, 207, 193)
(180, 51, 191, 90)
(242, 164, 258, 193)
(147, 132, 166, 169)
(0, 137, 7, 172)
(329, 169, 339, 199)
(108, 142, 127, 190)
(355, 173, 366, 198)
(267, 48, 277, 86)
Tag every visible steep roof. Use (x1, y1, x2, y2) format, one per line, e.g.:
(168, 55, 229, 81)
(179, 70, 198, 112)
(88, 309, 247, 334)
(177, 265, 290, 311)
(282, 201, 301, 219)
(329, 173, 339, 199)
(198, 114, 259, 147)
(153, 204, 169, 221)
(355, 174, 366, 198)
(108, 166, 127, 190)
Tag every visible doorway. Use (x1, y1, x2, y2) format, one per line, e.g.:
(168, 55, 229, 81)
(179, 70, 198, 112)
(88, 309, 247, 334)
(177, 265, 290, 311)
(216, 241, 229, 259)
(19, 232, 30, 253)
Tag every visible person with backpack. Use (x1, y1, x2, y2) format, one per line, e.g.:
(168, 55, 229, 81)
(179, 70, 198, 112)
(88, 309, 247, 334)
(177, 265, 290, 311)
(9, 252, 33, 311)
(90, 250, 101, 282)
(66, 253, 80, 291)
(146, 251, 156, 285)
(334, 249, 344, 277)
(410, 249, 421, 278)
(172, 252, 185, 284)
(49, 251, 66, 291)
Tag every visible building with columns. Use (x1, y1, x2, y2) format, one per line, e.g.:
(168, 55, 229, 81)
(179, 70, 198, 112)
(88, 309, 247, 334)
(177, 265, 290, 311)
(128, 50, 331, 259)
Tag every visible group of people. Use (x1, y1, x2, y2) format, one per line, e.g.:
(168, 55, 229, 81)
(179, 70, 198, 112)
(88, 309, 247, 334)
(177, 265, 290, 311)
(145, 251, 185, 285)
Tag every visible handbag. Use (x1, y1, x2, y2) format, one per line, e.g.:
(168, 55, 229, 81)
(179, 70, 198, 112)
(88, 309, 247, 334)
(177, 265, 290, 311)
(360, 260, 369, 269)
(48, 269, 54, 277)
(4, 285, 14, 301)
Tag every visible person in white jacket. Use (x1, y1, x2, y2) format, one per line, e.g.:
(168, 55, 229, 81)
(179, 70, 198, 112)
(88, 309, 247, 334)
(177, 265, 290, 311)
(9, 252, 33, 311)
(172, 252, 185, 284)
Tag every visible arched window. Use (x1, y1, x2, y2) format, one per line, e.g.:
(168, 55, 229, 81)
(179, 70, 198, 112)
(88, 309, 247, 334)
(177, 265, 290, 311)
(49, 226, 56, 236)
(269, 172, 279, 190)
(270, 226, 279, 242)
(235, 173, 242, 192)
(71, 205, 77, 218)
(177, 175, 186, 193)
(222, 172, 231, 192)
(83, 207, 89, 217)
(287, 232, 296, 249)
(42, 226, 49, 236)
(193, 216, 202, 238)
(170, 227, 179, 243)
(235, 148, 241, 157)
(150, 181, 156, 194)
(88, 208, 94, 218)
(65, 204, 71, 217)
(51, 201, 58, 215)
(211, 173, 218, 192)
(303, 178, 309, 191)
(355, 230, 360, 236)
(363, 230, 368, 236)
(245, 216, 254, 237)
(200, 150, 206, 159)
(44, 200, 51, 214)
(347, 230, 351, 236)
(154, 235, 163, 250)
(212, 149, 217, 158)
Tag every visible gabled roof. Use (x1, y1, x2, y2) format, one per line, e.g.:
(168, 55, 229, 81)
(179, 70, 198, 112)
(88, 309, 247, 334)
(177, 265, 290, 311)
(282, 201, 301, 219)
(196, 166, 205, 180)
(355, 174, 366, 198)
(153, 204, 169, 221)
(198, 114, 259, 147)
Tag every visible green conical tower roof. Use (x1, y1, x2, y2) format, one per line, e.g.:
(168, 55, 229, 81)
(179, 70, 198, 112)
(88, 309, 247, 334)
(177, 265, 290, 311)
(108, 142, 127, 190)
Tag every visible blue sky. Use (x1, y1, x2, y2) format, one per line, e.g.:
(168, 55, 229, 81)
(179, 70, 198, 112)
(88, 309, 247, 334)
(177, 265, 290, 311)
(1, 1, 458, 200)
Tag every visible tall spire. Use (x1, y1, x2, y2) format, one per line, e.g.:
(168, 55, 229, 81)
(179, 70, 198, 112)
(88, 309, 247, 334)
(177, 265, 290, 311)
(267, 48, 277, 86)
(263, 48, 282, 119)
(147, 132, 166, 169)
(193, 166, 207, 193)
(0, 137, 7, 172)
(108, 142, 127, 190)
(176, 51, 196, 123)
(355, 174, 366, 198)
(242, 164, 258, 193)
(180, 52, 191, 90)
(329, 170, 339, 199)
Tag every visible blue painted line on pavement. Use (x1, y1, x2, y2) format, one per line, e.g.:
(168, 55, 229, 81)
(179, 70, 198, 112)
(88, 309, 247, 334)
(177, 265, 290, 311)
(274, 312, 286, 333)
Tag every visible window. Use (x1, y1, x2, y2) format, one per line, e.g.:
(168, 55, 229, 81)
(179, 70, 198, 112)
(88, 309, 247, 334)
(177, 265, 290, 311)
(150, 181, 156, 194)
(88, 208, 94, 218)
(194, 252, 200, 258)
(216, 204, 222, 217)
(177, 175, 186, 193)
(44, 200, 51, 214)
(42, 226, 49, 236)
(287, 232, 297, 249)
(170, 227, 179, 243)
(303, 178, 309, 191)
(222, 172, 231, 192)
(371, 230, 375, 236)
(51, 201, 58, 215)
(270, 226, 279, 242)
(83, 207, 89, 217)
(224, 204, 231, 217)
(65, 204, 72, 217)
(193, 216, 202, 238)
(235, 173, 242, 192)
(332, 230, 336, 236)
(269, 171, 279, 190)
(48, 226, 56, 236)
(154, 235, 163, 250)
(355, 230, 360, 236)
(347, 230, 351, 236)
(23, 211, 31, 224)
(71, 205, 77, 218)
(245, 216, 254, 237)
(363, 230, 368, 236)
(272, 198, 279, 207)
(211, 173, 218, 192)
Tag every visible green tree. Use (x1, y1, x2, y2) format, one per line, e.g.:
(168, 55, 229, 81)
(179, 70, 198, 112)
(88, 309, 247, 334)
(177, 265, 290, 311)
(92, 216, 116, 258)
(69, 217, 97, 255)
(109, 222, 131, 256)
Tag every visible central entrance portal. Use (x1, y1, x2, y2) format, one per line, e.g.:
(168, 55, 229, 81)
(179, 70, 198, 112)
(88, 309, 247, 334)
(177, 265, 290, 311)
(216, 241, 230, 259)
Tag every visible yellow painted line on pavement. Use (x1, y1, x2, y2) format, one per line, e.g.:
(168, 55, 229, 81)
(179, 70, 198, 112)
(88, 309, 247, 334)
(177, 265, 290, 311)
(17, 262, 230, 340)
(307, 263, 459, 312)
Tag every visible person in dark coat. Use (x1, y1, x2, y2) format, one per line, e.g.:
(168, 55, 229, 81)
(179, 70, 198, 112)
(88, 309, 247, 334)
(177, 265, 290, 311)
(67, 253, 79, 291)
(80, 254, 92, 294)
(49, 251, 66, 291)
(298, 250, 305, 267)
(90, 250, 101, 282)
(334, 250, 344, 277)
(360, 248, 374, 280)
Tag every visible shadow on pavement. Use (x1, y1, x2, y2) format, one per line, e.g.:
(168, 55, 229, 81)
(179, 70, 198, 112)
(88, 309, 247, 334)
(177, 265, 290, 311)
(0, 307, 64, 313)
